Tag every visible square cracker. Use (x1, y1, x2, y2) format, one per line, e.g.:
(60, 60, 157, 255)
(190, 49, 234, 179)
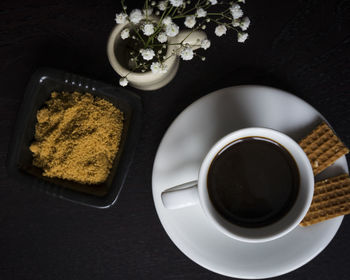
(300, 174, 350, 227)
(299, 122, 349, 175)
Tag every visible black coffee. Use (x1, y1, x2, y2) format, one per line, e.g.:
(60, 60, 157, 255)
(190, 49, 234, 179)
(207, 137, 299, 228)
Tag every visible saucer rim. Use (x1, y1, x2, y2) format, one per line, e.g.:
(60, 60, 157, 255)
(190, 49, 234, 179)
(152, 85, 347, 279)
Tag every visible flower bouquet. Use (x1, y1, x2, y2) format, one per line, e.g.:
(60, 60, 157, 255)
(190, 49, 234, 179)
(109, 0, 250, 89)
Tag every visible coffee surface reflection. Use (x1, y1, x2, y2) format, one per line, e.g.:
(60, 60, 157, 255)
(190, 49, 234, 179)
(207, 137, 299, 228)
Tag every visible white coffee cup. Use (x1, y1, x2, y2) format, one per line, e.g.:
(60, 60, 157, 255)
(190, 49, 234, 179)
(161, 128, 314, 243)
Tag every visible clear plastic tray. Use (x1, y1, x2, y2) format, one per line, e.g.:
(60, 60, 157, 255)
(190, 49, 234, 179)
(7, 68, 142, 208)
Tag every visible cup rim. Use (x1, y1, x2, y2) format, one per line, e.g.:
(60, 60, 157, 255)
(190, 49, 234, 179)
(197, 127, 314, 243)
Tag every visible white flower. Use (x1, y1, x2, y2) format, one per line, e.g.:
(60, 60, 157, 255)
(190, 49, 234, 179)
(142, 23, 155, 36)
(140, 48, 155, 60)
(150, 62, 168, 74)
(165, 23, 179, 37)
(121, 28, 130, 39)
(119, 77, 128, 87)
(157, 32, 168, 43)
(232, 20, 240, 27)
(184, 15, 196, 28)
(130, 9, 143, 24)
(238, 0, 245, 3)
(180, 47, 194, 60)
(170, 0, 183, 7)
(201, 39, 211, 50)
(209, 0, 217, 4)
(143, 8, 153, 17)
(240, 17, 250, 31)
(215, 25, 227, 37)
(158, 1, 168, 11)
(196, 8, 207, 18)
(230, 4, 243, 19)
(238, 32, 248, 43)
(115, 12, 128, 24)
(162, 16, 172, 26)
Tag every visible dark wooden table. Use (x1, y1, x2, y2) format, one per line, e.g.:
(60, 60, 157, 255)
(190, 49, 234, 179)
(1, 0, 350, 279)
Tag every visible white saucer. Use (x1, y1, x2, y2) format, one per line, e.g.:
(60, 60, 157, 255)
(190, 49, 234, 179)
(152, 85, 349, 279)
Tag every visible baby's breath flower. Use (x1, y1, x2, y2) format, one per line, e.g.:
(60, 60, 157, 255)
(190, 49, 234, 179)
(150, 62, 168, 74)
(162, 16, 173, 26)
(232, 19, 240, 27)
(130, 9, 143, 24)
(119, 77, 128, 87)
(180, 46, 194, 60)
(140, 48, 155, 60)
(240, 17, 250, 31)
(215, 25, 227, 37)
(165, 23, 179, 37)
(201, 39, 211, 50)
(230, 4, 243, 19)
(115, 12, 128, 24)
(184, 15, 196, 28)
(150, 62, 161, 73)
(157, 32, 168, 43)
(142, 23, 155, 36)
(170, 0, 184, 7)
(114, 0, 250, 81)
(238, 32, 248, 43)
(143, 8, 153, 17)
(158, 0, 168, 11)
(196, 8, 207, 18)
(121, 28, 130, 39)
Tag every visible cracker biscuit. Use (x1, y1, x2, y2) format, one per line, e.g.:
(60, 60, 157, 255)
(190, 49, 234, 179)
(300, 174, 350, 226)
(299, 122, 349, 175)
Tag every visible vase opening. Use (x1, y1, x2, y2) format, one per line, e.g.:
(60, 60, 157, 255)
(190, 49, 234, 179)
(114, 28, 168, 74)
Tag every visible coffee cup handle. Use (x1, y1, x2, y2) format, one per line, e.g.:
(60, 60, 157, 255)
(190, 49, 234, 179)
(161, 181, 199, 209)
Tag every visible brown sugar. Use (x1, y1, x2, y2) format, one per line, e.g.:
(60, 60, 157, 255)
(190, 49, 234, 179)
(29, 91, 124, 184)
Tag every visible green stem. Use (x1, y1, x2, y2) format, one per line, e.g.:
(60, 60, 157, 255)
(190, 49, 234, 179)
(172, 14, 194, 19)
(121, 0, 127, 13)
(218, 12, 233, 21)
(164, 6, 174, 19)
(148, 42, 183, 47)
(207, 12, 224, 16)
(180, 24, 203, 44)
(171, 7, 178, 17)
(209, 17, 238, 31)
(135, 29, 146, 45)
(149, 5, 174, 47)
(145, 0, 149, 20)
(162, 52, 176, 63)
(178, 0, 207, 17)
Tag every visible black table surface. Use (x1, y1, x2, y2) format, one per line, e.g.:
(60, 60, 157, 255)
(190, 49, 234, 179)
(1, 0, 350, 279)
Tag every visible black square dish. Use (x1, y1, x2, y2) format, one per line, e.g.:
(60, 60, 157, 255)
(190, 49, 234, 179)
(7, 68, 142, 208)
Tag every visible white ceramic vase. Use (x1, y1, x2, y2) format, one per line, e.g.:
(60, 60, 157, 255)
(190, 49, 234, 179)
(107, 21, 207, 91)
